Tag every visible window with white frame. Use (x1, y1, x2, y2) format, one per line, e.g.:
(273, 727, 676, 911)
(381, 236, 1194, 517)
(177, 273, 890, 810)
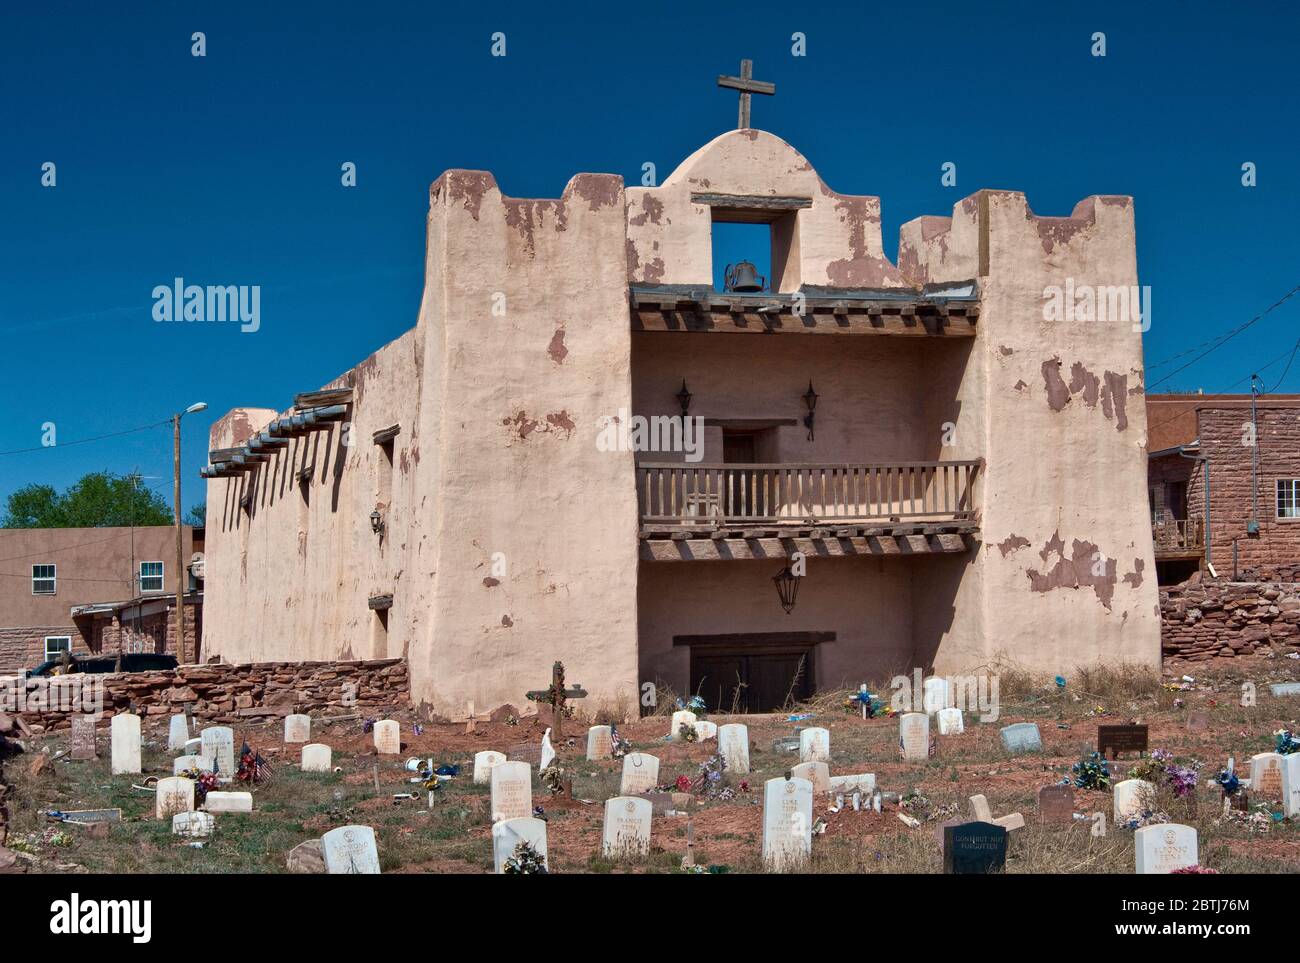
(32, 564, 56, 595)
(1278, 480, 1300, 519)
(44, 636, 71, 660)
(139, 560, 164, 592)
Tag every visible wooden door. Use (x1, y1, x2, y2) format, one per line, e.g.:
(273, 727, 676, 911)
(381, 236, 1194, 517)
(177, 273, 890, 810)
(691, 649, 815, 713)
(722, 431, 757, 518)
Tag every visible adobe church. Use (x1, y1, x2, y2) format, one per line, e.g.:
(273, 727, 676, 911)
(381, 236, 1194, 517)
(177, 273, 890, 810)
(202, 72, 1159, 718)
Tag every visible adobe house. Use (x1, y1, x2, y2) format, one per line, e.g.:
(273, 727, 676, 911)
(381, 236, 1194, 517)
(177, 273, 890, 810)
(0, 526, 203, 673)
(1147, 393, 1300, 583)
(201, 128, 1159, 718)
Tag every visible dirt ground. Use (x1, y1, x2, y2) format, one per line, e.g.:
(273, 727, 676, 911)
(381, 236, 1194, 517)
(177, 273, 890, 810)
(3, 656, 1298, 874)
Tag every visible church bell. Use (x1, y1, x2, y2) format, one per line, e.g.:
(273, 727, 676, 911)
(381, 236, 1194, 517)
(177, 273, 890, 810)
(724, 260, 766, 293)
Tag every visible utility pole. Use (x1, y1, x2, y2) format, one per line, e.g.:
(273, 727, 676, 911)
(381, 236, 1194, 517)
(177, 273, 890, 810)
(174, 402, 207, 663)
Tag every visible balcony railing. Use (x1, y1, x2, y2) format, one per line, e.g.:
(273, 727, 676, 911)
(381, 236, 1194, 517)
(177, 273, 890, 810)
(1152, 515, 1204, 557)
(637, 460, 982, 530)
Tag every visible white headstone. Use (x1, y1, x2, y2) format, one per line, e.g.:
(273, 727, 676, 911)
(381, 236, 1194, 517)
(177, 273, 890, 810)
(923, 676, 951, 714)
(619, 752, 660, 796)
(155, 776, 195, 819)
(301, 744, 333, 772)
(670, 710, 697, 741)
(828, 773, 875, 794)
(172, 811, 214, 838)
(167, 714, 190, 751)
(790, 761, 830, 795)
(110, 713, 142, 775)
(200, 726, 236, 784)
(899, 712, 929, 761)
(1249, 752, 1285, 799)
(474, 750, 507, 784)
(1283, 753, 1300, 819)
(694, 720, 718, 741)
(936, 707, 964, 735)
(173, 753, 213, 776)
(284, 714, 311, 744)
(1134, 823, 1198, 874)
(373, 720, 400, 755)
(203, 791, 253, 813)
(491, 816, 548, 874)
(586, 725, 613, 760)
(183, 737, 202, 755)
(798, 727, 830, 763)
(1113, 779, 1155, 822)
(601, 796, 653, 857)
(322, 825, 381, 874)
(762, 776, 813, 871)
(718, 724, 750, 774)
(490, 761, 533, 822)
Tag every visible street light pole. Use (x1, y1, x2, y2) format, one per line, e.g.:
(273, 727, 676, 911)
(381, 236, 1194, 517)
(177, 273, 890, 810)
(174, 402, 207, 663)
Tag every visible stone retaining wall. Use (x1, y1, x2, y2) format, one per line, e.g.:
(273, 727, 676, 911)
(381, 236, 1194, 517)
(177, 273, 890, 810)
(1161, 576, 1300, 662)
(4, 658, 409, 730)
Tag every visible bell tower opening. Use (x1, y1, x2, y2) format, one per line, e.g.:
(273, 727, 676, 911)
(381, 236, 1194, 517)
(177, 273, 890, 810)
(711, 221, 772, 293)
(705, 199, 804, 294)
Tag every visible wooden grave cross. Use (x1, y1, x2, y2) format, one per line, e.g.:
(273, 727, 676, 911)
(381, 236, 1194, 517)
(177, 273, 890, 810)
(525, 661, 587, 740)
(452, 701, 492, 735)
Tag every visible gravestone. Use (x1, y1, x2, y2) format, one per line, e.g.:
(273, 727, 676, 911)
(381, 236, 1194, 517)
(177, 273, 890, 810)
(999, 722, 1042, 754)
(828, 773, 875, 794)
(923, 676, 951, 714)
(200, 726, 236, 784)
(1038, 784, 1074, 825)
(943, 821, 1007, 874)
(718, 724, 750, 774)
(1134, 823, 1198, 874)
(183, 737, 202, 755)
(70, 715, 97, 761)
(936, 707, 964, 736)
(601, 796, 653, 857)
(473, 750, 506, 784)
(969, 794, 993, 821)
(155, 777, 195, 820)
(372, 719, 400, 755)
(586, 725, 612, 760)
(490, 761, 533, 822)
(204, 791, 253, 813)
(1098, 724, 1149, 760)
(284, 714, 311, 744)
(301, 744, 332, 772)
(173, 753, 214, 775)
(761, 776, 813, 871)
(620, 752, 660, 796)
(899, 712, 929, 761)
(799, 727, 830, 763)
(491, 816, 548, 874)
(1113, 778, 1155, 822)
(670, 710, 697, 741)
(172, 811, 214, 839)
(110, 713, 142, 775)
(1283, 753, 1300, 818)
(322, 825, 381, 874)
(694, 720, 718, 741)
(168, 714, 190, 751)
(1269, 682, 1300, 697)
(790, 761, 830, 795)
(1249, 752, 1285, 799)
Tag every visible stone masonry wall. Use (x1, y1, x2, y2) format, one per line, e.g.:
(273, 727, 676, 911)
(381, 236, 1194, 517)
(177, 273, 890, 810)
(1161, 576, 1300, 662)
(6, 658, 409, 731)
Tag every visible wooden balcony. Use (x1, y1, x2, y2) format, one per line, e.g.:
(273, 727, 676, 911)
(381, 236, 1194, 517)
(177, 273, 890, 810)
(637, 460, 981, 561)
(1152, 515, 1204, 560)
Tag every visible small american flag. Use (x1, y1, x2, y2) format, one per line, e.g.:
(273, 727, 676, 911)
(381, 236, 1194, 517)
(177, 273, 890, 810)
(238, 740, 274, 785)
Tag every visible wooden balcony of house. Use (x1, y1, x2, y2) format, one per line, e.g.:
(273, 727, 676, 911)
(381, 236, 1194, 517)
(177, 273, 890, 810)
(637, 460, 982, 561)
(1152, 515, 1205, 560)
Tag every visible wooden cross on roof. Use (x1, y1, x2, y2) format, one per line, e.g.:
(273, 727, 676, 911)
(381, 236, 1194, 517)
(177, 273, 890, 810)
(525, 661, 587, 740)
(717, 58, 775, 130)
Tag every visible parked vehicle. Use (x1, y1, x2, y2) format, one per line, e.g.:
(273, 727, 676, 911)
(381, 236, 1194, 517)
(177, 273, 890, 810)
(25, 653, 178, 677)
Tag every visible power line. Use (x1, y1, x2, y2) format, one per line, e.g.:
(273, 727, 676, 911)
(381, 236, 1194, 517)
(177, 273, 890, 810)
(0, 419, 170, 457)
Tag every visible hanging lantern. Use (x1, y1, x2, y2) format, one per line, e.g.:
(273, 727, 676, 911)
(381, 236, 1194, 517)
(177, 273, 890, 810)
(676, 379, 693, 420)
(772, 565, 800, 614)
(802, 380, 819, 441)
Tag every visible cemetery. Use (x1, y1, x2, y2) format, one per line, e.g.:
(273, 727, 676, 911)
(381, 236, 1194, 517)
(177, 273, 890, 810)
(0, 654, 1297, 875)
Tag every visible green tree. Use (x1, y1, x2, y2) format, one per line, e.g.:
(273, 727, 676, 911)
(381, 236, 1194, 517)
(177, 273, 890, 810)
(1, 472, 174, 528)
(185, 502, 206, 527)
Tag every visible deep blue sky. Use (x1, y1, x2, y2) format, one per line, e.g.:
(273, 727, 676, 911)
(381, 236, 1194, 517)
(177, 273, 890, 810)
(1, 1, 1297, 516)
